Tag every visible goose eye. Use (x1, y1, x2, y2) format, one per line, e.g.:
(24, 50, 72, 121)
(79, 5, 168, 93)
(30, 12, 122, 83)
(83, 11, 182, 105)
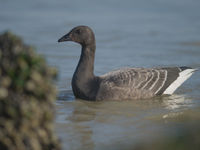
(75, 29, 81, 34)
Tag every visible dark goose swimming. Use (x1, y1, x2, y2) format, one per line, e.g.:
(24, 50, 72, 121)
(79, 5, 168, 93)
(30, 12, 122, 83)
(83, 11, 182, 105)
(58, 25, 197, 101)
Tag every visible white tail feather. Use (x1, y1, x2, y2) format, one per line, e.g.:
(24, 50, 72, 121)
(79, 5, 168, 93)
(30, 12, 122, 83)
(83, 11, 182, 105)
(163, 69, 197, 95)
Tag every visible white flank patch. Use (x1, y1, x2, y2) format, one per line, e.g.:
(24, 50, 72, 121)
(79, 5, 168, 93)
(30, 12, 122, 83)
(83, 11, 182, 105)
(163, 69, 196, 95)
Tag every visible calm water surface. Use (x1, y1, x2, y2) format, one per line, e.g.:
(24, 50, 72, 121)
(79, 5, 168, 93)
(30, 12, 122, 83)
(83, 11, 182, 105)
(1, 0, 200, 149)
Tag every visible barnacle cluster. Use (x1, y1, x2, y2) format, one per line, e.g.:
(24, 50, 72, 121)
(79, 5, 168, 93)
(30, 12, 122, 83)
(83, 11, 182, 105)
(0, 31, 61, 150)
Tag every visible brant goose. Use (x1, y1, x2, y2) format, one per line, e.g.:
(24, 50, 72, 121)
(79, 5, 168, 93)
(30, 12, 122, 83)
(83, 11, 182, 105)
(58, 26, 197, 100)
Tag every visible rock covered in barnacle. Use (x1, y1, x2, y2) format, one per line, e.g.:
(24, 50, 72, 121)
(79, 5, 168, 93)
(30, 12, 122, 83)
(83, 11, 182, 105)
(0, 31, 61, 150)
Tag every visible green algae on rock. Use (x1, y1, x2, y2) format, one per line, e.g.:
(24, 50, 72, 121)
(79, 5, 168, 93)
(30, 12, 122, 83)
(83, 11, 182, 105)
(0, 31, 61, 150)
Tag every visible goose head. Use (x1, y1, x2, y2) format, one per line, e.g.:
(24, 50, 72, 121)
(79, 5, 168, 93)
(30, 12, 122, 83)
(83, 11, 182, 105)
(58, 25, 95, 47)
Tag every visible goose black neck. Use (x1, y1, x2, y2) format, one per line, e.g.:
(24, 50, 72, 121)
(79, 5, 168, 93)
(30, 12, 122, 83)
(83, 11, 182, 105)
(73, 43, 96, 82)
(80, 44, 95, 76)
(72, 43, 97, 99)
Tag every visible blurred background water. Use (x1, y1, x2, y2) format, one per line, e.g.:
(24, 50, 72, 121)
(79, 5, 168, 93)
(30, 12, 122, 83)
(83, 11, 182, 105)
(1, 0, 200, 150)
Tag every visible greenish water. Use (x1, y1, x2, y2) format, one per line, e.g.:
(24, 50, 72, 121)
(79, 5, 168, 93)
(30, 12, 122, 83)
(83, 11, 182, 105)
(56, 94, 200, 150)
(1, 0, 200, 149)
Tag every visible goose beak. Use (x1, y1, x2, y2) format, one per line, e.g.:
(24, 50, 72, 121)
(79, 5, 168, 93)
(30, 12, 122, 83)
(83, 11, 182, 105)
(58, 33, 71, 42)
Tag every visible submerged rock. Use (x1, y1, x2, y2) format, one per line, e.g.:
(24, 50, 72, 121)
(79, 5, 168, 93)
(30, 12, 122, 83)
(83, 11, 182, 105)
(133, 109, 200, 150)
(0, 31, 61, 150)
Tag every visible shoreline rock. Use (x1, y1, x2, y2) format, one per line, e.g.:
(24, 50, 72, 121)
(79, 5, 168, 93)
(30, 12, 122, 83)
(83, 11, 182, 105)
(0, 31, 61, 150)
